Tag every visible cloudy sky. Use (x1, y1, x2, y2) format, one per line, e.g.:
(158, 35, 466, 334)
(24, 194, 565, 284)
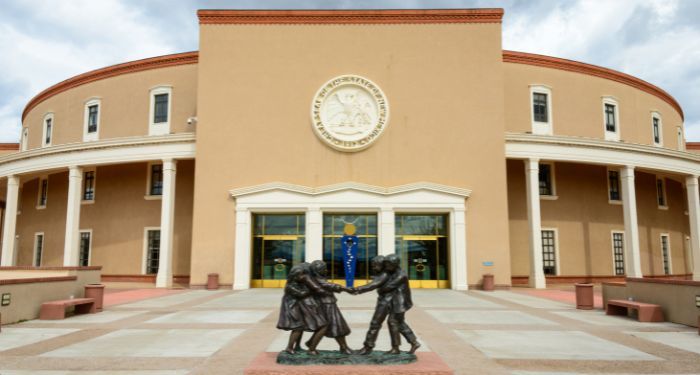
(1, 0, 698, 142)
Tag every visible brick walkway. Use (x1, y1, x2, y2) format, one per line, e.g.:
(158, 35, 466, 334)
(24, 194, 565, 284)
(0, 286, 697, 375)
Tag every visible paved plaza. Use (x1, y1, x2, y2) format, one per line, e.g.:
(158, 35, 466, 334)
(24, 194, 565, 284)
(0, 288, 698, 374)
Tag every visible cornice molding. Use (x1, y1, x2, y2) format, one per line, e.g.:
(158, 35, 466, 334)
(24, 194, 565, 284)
(0, 133, 195, 172)
(503, 51, 684, 121)
(22, 51, 199, 122)
(198, 9, 504, 25)
(230, 181, 471, 198)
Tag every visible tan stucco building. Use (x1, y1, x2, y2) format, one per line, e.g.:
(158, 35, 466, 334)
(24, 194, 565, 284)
(1, 9, 699, 290)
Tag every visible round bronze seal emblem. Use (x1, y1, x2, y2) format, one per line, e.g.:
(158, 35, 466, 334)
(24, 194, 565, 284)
(311, 75, 389, 152)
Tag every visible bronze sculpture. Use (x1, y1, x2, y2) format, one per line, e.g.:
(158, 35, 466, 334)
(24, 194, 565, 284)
(276, 255, 419, 363)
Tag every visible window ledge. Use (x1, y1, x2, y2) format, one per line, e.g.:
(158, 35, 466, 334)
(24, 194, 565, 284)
(608, 200, 623, 205)
(35, 205, 46, 210)
(144, 195, 162, 200)
(81, 200, 95, 205)
(540, 195, 558, 200)
(657, 205, 669, 210)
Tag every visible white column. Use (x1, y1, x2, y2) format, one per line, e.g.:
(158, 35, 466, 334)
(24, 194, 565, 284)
(379, 207, 395, 256)
(685, 175, 700, 281)
(233, 208, 251, 290)
(63, 166, 83, 266)
(1, 175, 20, 266)
(156, 159, 176, 288)
(306, 207, 322, 262)
(621, 166, 643, 278)
(452, 207, 468, 290)
(525, 158, 546, 288)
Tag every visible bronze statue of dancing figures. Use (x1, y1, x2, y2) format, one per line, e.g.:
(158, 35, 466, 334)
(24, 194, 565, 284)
(308, 260, 354, 354)
(276, 263, 328, 355)
(354, 254, 420, 355)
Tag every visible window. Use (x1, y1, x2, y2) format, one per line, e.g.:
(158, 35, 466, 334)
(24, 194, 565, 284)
(530, 85, 552, 135)
(608, 169, 621, 202)
(602, 97, 620, 141)
(20, 127, 28, 151)
(541, 230, 557, 275)
(660, 234, 671, 275)
(149, 164, 163, 196)
(677, 126, 684, 151)
(33, 233, 44, 267)
(83, 170, 95, 201)
(83, 98, 101, 141)
(651, 113, 662, 146)
(612, 232, 625, 275)
(79, 230, 92, 267)
(42, 113, 54, 147)
(145, 229, 161, 274)
(37, 177, 48, 208)
(656, 177, 667, 208)
(538, 163, 555, 196)
(149, 86, 172, 135)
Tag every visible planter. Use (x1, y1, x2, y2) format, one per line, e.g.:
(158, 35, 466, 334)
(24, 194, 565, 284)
(84, 284, 105, 311)
(207, 273, 220, 290)
(482, 274, 495, 291)
(575, 283, 594, 310)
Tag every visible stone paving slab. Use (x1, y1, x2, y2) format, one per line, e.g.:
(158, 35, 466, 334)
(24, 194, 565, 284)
(414, 290, 506, 309)
(551, 310, 685, 328)
(475, 291, 572, 309)
(0, 371, 190, 375)
(197, 289, 282, 309)
(147, 310, 271, 324)
(115, 290, 222, 308)
(427, 310, 558, 325)
(0, 328, 79, 351)
(339, 309, 375, 324)
(455, 330, 660, 360)
(627, 331, 700, 355)
(511, 372, 696, 375)
(28, 311, 147, 324)
(41, 328, 245, 357)
(266, 330, 430, 352)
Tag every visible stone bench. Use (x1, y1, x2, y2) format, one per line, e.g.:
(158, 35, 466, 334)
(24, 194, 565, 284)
(39, 298, 96, 320)
(606, 299, 664, 322)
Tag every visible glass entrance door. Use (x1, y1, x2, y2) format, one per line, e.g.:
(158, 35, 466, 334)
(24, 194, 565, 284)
(251, 214, 305, 288)
(395, 214, 449, 288)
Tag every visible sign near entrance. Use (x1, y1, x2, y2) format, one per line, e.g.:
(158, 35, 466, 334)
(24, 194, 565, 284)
(311, 74, 389, 152)
(341, 223, 359, 287)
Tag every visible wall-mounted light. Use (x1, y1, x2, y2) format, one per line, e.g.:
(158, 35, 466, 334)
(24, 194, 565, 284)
(1, 293, 10, 306)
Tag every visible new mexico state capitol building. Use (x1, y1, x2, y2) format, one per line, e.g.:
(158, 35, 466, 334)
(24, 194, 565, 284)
(1, 8, 699, 291)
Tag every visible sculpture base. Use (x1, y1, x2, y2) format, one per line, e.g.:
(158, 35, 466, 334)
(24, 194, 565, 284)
(276, 350, 417, 365)
(245, 352, 453, 375)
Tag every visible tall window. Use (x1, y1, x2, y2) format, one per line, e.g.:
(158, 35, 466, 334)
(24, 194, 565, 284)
(38, 177, 48, 207)
(660, 234, 671, 275)
(83, 171, 95, 201)
(149, 86, 172, 136)
(87, 105, 98, 133)
(608, 170, 621, 202)
(322, 214, 378, 282)
(34, 233, 44, 267)
(79, 231, 91, 267)
(145, 229, 161, 274)
(539, 163, 554, 196)
(612, 232, 625, 275)
(605, 104, 616, 132)
(652, 117, 661, 145)
(656, 178, 666, 207)
(43, 114, 53, 147)
(153, 94, 169, 123)
(149, 164, 163, 196)
(541, 230, 556, 275)
(21, 127, 28, 151)
(533, 93, 548, 123)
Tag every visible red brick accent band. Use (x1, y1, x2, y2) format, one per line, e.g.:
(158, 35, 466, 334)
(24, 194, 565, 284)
(0, 143, 19, 151)
(686, 142, 700, 150)
(0, 276, 77, 285)
(627, 277, 700, 286)
(101, 274, 190, 283)
(503, 50, 684, 120)
(197, 9, 504, 25)
(22, 51, 199, 122)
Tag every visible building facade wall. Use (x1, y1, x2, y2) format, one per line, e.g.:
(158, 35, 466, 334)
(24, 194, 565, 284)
(14, 160, 194, 276)
(508, 160, 690, 279)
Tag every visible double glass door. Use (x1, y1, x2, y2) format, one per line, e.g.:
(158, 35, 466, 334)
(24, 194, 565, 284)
(395, 215, 450, 288)
(251, 214, 305, 288)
